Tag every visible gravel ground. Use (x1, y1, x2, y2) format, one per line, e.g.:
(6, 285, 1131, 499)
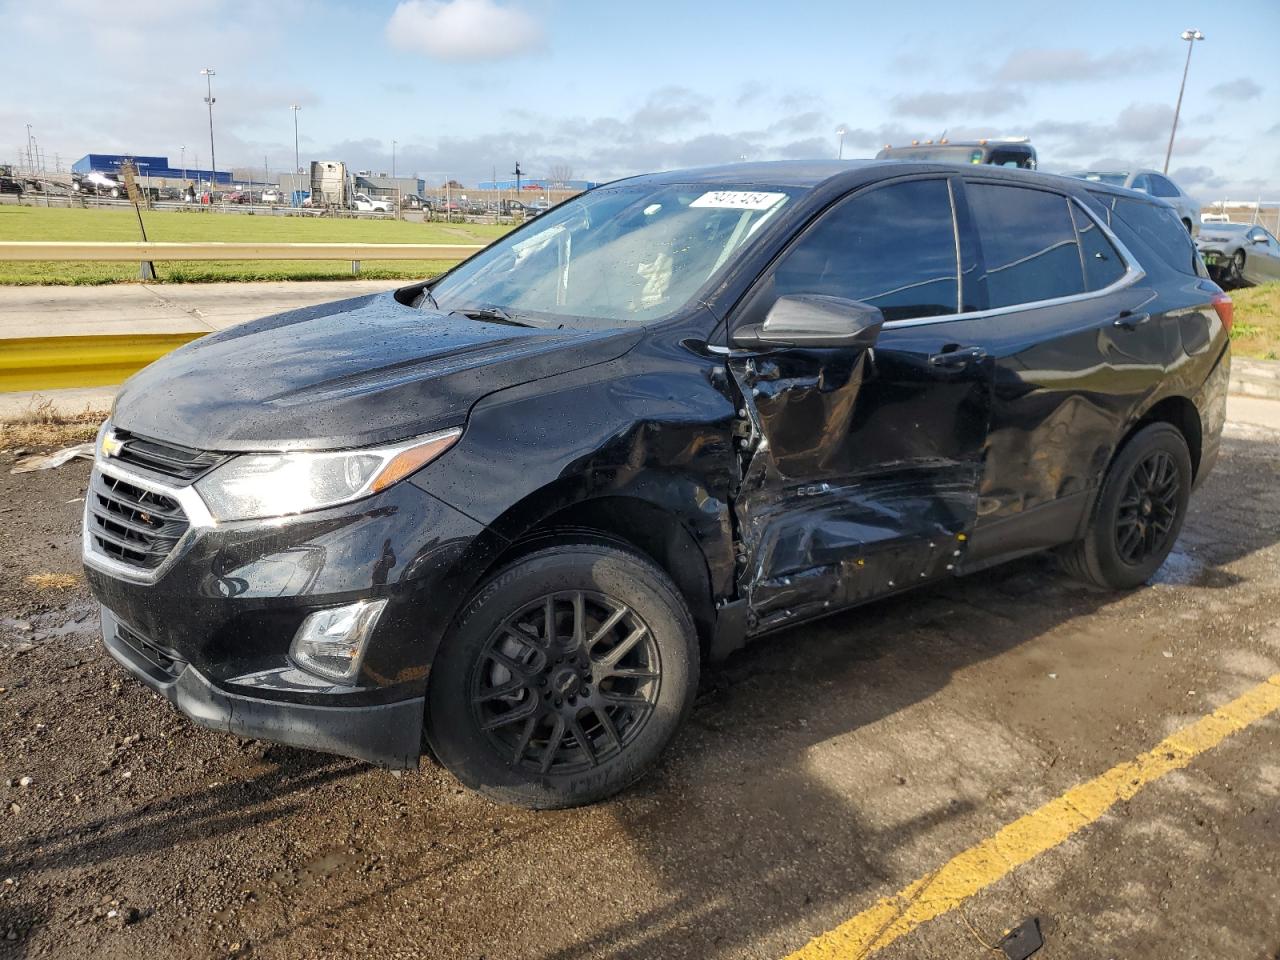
(1, 420, 1278, 960)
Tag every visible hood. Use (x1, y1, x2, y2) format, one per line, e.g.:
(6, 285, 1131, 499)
(111, 291, 641, 452)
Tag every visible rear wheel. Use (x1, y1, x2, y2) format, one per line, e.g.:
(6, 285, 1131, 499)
(427, 542, 698, 809)
(1060, 422, 1191, 589)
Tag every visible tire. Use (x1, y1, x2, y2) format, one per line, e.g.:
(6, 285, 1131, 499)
(426, 542, 698, 809)
(1230, 250, 1246, 284)
(1059, 422, 1192, 590)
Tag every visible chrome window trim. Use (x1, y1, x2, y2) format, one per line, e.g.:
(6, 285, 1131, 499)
(880, 194, 1145, 330)
(82, 458, 215, 586)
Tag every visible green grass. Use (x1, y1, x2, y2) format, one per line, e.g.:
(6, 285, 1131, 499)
(1229, 282, 1280, 361)
(0, 205, 510, 284)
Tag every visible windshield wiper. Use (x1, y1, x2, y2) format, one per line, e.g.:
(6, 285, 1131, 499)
(450, 304, 534, 328)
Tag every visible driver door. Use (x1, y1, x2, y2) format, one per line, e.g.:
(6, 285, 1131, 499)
(727, 176, 995, 631)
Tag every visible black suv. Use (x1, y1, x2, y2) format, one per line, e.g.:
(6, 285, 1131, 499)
(84, 162, 1231, 808)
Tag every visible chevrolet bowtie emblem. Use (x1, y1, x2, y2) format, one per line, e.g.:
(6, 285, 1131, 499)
(101, 431, 125, 458)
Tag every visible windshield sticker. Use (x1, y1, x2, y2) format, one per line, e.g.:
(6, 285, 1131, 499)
(690, 191, 787, 210)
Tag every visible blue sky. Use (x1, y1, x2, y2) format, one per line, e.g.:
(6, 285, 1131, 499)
(2, 0, 1277, 199)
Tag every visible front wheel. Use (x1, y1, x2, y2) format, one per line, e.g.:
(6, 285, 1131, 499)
(427, 542, 698, 809)
(1230, 250, 1246, 284)
(1059, 422, 1192, 589)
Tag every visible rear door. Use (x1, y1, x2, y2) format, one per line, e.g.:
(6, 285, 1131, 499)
(726, 175, 995, 631)
(957, 180, 1176, 565)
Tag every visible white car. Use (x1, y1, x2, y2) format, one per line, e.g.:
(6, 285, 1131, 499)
(261, 189, 283, 204)
(1064, 169, 1201, 235)
(351, 192, 393, 213)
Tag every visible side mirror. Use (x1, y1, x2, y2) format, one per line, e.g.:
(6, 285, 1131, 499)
(732, 295, 884, 350)
(1250, 234, 1268, 245)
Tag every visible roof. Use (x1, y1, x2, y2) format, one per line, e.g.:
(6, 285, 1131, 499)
(619, 160, 880, 189)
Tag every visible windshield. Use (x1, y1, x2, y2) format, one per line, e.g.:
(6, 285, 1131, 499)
(427, 183, 798, 327)
(1074, 172, 1129, 186)
(880, 145, 988, 164)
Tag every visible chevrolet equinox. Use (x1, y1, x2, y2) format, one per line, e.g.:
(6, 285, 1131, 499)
(84, 161, 1231, 808)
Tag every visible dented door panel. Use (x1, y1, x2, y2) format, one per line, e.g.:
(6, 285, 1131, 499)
(728, 321, 994, 631)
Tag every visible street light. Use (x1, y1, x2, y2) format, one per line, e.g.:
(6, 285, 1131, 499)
(836, 125, 848, 160)
(180, 144, 186, 181)
(392, 139, 397, 179)
(1163, 29, 1204, 175)
(290, 104, 301, 186)
(201, 68, 217, 192)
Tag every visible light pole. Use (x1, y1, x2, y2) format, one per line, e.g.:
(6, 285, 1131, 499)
(392, 139, 397, 179)
(290, 104, 301, 196)
(1163, 29, 1203, 175)
(180, 145, 186, 181)
(836, 125, 848, 160)
(201, 68, 217, 192)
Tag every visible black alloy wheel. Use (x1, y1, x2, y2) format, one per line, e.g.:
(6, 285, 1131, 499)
(1059, 422, 1192, 590)
(1114, 451, 1180, 565)
(427, 542, 697, 808)
(471, 590, 661, 775)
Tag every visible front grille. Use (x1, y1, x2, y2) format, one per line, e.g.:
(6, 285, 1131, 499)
(88, 470, 190, 570)
(110, 429, 226, 483)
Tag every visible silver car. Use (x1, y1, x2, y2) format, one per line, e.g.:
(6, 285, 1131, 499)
(1065, 170, 1201, 236)
(1197, 222, 1280, 286)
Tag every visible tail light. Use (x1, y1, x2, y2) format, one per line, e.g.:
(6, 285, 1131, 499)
(1211, 291, 1233, 334)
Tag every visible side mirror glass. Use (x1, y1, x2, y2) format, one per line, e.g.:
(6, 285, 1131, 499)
(732, 294, 885, 350)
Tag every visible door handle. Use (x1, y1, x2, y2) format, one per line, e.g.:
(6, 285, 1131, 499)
(1112, 311, 1151, 331)
(929, 345, 988, 368)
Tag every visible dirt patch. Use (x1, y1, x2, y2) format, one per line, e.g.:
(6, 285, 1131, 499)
(0, 398, 106, 449)
(1, 426, 1279, 959)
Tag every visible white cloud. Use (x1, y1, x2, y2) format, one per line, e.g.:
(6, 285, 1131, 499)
(386, 0, 544, 61)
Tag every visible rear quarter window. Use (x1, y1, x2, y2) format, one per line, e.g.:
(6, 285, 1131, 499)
(1091, 192, 1207, 278)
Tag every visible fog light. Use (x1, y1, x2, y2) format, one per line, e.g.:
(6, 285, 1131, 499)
(289, 599, 387, 684)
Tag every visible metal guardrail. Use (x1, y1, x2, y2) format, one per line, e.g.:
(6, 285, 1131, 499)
(0, 240, 483, 262)
(0, 333, 205, 393)
(0, 240, 484, 278)
(0, 242, 487, 394)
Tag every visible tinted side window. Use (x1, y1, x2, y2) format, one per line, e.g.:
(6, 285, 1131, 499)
(1148, 175, 1180, 198)
(1111, 197, 1201, 277)
(771, 179, 958, 322)
(1070, 203, 1125, 291)
(966, 183, 1085, 308)
(1131, 174, 1152, 193)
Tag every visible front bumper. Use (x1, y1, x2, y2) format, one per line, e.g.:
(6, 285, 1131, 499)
(102, 607, 425, 768)
(84, 458, 505, 767)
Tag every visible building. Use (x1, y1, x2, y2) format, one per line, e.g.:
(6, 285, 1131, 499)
(73, 153, 233, 186)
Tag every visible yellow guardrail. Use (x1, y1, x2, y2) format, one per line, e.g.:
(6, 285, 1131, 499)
(0, 241, 484, 262)
(0, 333, 206, 393)
(0, 241, 489, 395)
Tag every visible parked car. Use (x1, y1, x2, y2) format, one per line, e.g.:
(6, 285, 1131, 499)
(224, 191, 251, 204)
(1201, 212, 1231, 224)
(351, 192, 394, 213)
(400, 193, 427, 210)
(72, 171, 127, 198)
(261, 188, 283, 204)
(1196, 222, 1280, 286)
(84, 161, 1230, 809)
(0, 167, 22, 195)
(1064, 170, 1200, 235)
(876, 137, 1037, 169)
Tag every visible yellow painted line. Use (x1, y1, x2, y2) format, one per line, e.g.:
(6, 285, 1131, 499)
(784, 673, 1280, 960)
(0, 333, 203, 391)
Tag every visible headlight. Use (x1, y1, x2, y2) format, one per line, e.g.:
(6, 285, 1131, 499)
(194, 427, 461, 521)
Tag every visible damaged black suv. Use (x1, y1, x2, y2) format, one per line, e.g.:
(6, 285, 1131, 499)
(84, 161, 1231, 808)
